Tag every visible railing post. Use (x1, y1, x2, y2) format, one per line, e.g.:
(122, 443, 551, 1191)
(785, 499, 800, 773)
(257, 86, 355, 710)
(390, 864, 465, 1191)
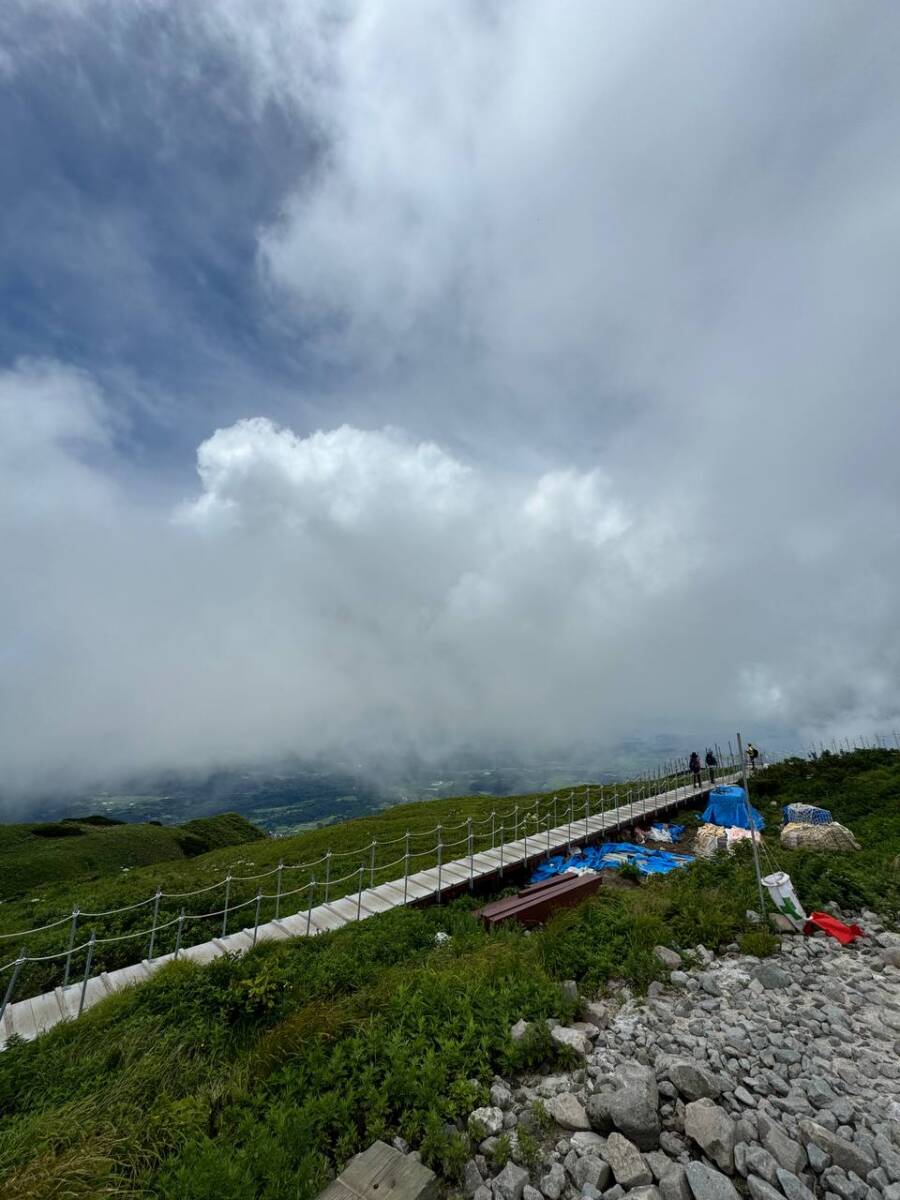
(553, 794, 558, 829)
(221, 875, 232, 938)
(252, 890, 263, 947)
(62, 907, 80, 989)
(147, 887, 162, 963)
(491, 810, 496, 850)
(567, 803, 572, 853)
(324, 851, 332, 903)
(357, 865, 365, 920)
(499, 824, 505, 876)
(174, 909, 185, 960)
(436, 826, 443, 903)
(403, 831, 411, 904)
(514, 805, 519, 841)
(0, 953, 25, 1027)
(275, 861, 284, 919)
(467, 818, 474, 888)
(306, 879, 316, 936)
(370, 840, 377, 887)
(78, 933, 96, 1018)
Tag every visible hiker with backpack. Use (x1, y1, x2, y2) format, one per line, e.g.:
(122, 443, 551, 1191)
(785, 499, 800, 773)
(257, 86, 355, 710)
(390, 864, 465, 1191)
(705, 749, 717, 783)
(746, 742, 760, 772)
(689, 751, 702, 790)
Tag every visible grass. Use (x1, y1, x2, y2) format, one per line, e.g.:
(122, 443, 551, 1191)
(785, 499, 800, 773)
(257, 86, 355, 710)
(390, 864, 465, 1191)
(0, 813, 263, 899)
(0, 750, 895, 1199)
(0, 773, 684, 1003)
(749, 747, 899, 917)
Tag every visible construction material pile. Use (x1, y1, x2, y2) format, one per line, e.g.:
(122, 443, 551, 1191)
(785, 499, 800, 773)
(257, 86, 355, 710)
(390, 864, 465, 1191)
(781, 821, 861, 852)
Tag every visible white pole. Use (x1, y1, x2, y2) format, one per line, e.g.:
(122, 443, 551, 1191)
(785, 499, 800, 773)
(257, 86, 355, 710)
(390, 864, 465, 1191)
(737, 731, 767, 920)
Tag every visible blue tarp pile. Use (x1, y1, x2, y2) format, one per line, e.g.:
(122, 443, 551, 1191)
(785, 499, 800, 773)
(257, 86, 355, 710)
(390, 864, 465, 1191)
(701, 785, 764, 831)
(783, 803, 832, 826)
(531, 841, 694, 883)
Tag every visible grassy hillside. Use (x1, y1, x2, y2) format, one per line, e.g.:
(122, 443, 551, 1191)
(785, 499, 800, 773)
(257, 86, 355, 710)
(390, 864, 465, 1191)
(0, 750, 895, 1200)
(0, 772, 684, 1003)
(0, 812, 264, 899)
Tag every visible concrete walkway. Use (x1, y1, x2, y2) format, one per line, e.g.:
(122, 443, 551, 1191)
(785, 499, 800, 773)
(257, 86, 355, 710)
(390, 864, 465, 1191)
(1, 776, 733, 1048)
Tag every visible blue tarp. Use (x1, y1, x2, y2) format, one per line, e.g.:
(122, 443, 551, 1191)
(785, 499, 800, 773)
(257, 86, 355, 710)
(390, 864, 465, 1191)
(783, 803, 832, 826)
(701, 785, 764, 831)
(531, 841, 694, 883)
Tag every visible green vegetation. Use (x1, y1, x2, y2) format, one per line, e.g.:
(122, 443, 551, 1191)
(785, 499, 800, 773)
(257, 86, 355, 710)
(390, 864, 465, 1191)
(751, 747, 899, 917)
(0, 776, 679, 1004)
(0, 751, 895, 1198)
(0, 812, 263, 899)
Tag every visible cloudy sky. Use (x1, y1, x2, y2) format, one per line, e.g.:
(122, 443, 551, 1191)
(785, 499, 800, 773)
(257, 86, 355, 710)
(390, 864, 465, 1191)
(2, 1, 900, 799)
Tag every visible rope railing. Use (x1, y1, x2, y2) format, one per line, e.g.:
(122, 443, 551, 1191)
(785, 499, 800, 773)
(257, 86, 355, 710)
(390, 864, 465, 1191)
(0, 755, 744, 1027)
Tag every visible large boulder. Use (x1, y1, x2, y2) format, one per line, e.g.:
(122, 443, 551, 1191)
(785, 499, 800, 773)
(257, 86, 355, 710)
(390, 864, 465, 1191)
(574, 1157, 611, 1192)
(684, 1162, 741, 1200)
(746, 1177, 784, 1200)
(570, 1131, 607, 1154)
(684, 1100, 737, 1174)
(751, 963, 792, 991)
(660, 1165, 692, 1200)
(582, 1001, 610, 1030)
(757, 1114, 808, 1176)
(656, 1056, 725, 1102)
(797, 1119, 875, 1180)
(586, 1064, 661, 1149)
(469, 1108, 504, 1138)
(604, 1133, 653, 1190)
(545, 1093, 591, 1132)
(538, 1163, 567, 1200)
(494, 1163, 530, 1200)
(551, 1026, 592, 1056)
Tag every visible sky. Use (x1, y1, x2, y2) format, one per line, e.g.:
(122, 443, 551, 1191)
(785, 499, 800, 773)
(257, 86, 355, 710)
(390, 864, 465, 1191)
(2, 0, 900, 801)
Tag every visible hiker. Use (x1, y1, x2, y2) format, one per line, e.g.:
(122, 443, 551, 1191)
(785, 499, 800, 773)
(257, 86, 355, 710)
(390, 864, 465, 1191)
(747, 742, 760, 772)
(705, 749, 717, 784)
(689, 751, 702, 790)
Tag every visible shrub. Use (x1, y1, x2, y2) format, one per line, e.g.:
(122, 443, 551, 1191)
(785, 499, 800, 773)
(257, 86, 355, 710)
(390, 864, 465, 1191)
(31, 822, 84, 839)
(739, 930, 779, 958)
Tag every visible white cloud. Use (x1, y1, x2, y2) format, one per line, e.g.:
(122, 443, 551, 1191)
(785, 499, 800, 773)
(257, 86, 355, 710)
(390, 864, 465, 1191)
(2, 4, 900, 799)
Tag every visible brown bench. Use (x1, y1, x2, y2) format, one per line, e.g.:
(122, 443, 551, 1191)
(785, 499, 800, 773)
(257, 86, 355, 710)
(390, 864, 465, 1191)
(477, 872, 601, 928)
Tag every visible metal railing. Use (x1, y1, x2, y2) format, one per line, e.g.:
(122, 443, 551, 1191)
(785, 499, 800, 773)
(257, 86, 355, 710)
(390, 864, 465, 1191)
(0, 752, 738, 1028)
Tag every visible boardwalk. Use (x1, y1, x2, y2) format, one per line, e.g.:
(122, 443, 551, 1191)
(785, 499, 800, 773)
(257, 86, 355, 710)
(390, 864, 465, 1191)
(1, 776, 733, 1048)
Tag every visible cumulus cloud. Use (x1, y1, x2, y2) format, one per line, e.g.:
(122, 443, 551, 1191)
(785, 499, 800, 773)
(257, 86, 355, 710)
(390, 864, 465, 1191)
(2, 3, 900, 801)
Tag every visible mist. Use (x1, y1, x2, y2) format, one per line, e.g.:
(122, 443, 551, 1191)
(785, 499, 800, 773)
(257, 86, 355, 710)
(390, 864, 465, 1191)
(2, 2, 900, 807)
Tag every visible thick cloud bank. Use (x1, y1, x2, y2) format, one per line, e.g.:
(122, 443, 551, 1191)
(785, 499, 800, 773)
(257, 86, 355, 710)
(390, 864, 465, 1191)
(2, 3, 900, 799)
(2, 357, 899, 801)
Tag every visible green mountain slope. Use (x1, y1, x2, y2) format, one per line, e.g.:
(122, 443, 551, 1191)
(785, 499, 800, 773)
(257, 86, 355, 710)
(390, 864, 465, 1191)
(0, 812, 264, 899)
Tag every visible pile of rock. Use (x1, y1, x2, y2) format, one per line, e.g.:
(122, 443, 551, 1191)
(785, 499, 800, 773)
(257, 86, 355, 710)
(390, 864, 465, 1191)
(452, 910, 899, 1200)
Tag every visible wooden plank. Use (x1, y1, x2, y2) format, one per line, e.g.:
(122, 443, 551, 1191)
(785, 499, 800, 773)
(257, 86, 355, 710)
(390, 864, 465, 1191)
(318, 1140, 437, 1200)
(180, 940, 226, 966)
(324, 897, 364, 923)
(102, 962, 150, 993)
(27, 988, 63, 1034)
